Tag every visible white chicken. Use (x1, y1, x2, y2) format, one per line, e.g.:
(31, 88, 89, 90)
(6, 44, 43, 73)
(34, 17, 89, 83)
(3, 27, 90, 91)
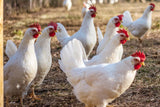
(122, 3, 155, 43)
(56, 5, 97, 58)
(109, 0, 118, 4)
(85, 29, 129, 66)
(5, 22, 58, 100)
(87, 0, 96, 4)
(63, 0, 72, 11)
(29, 22, 58, 100)
(4, 23, 41, 106)
(59, 39, 146, 107)
(98, 0, 103, 4)
(96, 15, 123, 54)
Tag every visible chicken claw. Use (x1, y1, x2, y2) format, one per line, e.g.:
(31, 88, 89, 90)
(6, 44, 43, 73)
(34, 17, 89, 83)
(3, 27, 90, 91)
(30, 88, 41, 101)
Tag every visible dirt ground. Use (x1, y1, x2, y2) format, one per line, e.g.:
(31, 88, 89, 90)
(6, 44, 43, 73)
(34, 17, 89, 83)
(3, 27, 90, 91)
(3, 2, 160, 107)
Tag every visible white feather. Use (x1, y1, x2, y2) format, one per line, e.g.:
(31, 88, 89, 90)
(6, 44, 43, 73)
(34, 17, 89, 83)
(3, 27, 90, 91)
(63, 0, 72, 11)
(31, 26, 53, 87)
(96, 16, 119, 54)
(56, 9, 97, 58)
(82, 2, 90, 18)
(4, 28, 38, 98)
(59, 39, 86, 74)
(85, 33, 124, 66)
(122, 4, 153, 38)
(5, 40, 17, 58)
(122, 11, 133, 27)
(97, 27, 103, 43)
(60, 47, 138, 106)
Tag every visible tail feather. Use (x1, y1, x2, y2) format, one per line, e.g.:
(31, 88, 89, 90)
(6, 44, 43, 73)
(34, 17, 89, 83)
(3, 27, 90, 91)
(56, 23, 70, 46)
(122, 11, 133, 27)
(59, 39, 86, 75)
(97, 27, 103, 43)
(5, 40, 17, 58)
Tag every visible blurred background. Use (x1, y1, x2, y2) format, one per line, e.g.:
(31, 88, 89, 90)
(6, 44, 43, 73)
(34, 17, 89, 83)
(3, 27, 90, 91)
(4, 0, 159, 18)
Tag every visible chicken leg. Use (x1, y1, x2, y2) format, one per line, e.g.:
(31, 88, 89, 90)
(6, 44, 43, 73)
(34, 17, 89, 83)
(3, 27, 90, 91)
(6, 96, 10, 107)
(20, 97, 23, 107)
(30, 87, 41, 100)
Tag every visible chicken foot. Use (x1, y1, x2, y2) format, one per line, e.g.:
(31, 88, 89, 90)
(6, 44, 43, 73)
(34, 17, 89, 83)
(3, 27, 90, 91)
(30, 87, 41, 100)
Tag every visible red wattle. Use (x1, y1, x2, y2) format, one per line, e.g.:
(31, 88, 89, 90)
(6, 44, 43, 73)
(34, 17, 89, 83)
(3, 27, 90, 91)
(91, 14, 96, 18)
(120, 40, 127, 44)
(134, 64, 142, 70)
(115, 22, 121, 27)
(49, 32, 55, 37)
(33, 34, 39, 38)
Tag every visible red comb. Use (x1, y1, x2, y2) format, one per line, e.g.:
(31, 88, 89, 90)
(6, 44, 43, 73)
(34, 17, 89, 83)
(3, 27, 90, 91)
(117, 29, 129, 37)
(48, 22, 58, 30)
(150, 3, 155, 8)
(131, 51, 146, 62)
(117, 15, 123, 21)
(30, 23, 41, 32)
(89, 5, 96, 12)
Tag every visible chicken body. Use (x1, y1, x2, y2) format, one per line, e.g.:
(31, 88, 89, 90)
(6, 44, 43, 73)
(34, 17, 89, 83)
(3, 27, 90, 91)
(73, 58, 136, 107)
(96, 15, 122, 54)
(88, 0, 96, 4)
(59, 39, 145, 107)
(5, 25, 56, 99)
(85, 33, 125, 66)
(63, 0, 72, 11)
(4, 28, 38, 103)
(31, 26, 53, 88)
(98, 0, 103, 4)
(56, 7, 97, 58)
(122, 3, 155, 40)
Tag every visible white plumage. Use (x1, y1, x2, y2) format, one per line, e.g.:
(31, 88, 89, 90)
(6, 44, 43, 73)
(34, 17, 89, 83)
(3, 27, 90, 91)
(97, 27, 103, 43)
(31, 26, 53, 87)
(5, 40, 17, 58)
(98, 0, 103, 4)
(4, 27, 39, 105)
(5, 24, 57, 100)
(122, 3, 155, 40)
(85, 30, 129, 66)
(63, 0, 72, 11)
(29, 24, 57, 99)
(96, 15, 123, 54)
(82, 2, 90, 17)
(88, 0, 96, 4)
(56, 6, 97, 58)
(59, 39, 146, 107)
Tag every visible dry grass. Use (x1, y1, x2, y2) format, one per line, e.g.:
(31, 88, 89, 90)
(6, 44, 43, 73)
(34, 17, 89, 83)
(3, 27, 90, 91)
(3, 2, 160, 107)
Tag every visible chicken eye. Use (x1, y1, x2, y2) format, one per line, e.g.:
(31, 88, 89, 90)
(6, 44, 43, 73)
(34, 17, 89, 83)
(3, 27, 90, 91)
(134, 59, 139, 62)
(49, 28, 53, 31)
(120, 35, 124, 37)
(90, 10, 94, 13)
(114, 18, 118, 21)
(32, 29, 37, 33)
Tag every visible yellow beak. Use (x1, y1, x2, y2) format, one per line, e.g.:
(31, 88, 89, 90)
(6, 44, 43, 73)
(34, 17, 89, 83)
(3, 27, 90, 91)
(38, 32, 41, 35)
(126, 37, 130, 41)
(124, 37, 130, 41)
(55, 30, 58, 32)
(140, 62, 145, 66)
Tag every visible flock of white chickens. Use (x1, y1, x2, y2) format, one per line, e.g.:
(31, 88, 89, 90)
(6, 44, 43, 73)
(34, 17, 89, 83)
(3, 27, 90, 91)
(4, 2, 155, 107)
